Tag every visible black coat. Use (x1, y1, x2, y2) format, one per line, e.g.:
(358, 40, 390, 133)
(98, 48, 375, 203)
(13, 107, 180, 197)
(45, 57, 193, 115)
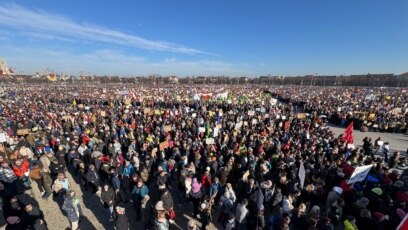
(115, 214, 129, 230)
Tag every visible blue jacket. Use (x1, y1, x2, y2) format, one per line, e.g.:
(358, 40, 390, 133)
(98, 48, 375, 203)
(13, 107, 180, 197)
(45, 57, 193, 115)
(122, 164, 134, 177)
(132, 184, 149, 201)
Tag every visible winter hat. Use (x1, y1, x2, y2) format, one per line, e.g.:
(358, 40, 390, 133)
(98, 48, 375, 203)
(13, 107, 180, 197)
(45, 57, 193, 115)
(260, 180, 273, 189)
(371, 187, 383, 196)
(155, 201, 165, 211)
(333, 186, 343, 195)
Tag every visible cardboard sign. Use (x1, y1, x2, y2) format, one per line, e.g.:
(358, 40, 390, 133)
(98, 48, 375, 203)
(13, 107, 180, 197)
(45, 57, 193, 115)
(297, 113, 307, 120)
(125, 98, 131, 105)
(17, 129, 30, 136)
(216, 124, 222, 129)
(154, 110, 161, 115)
(100, 111, 106, 117)
(164, 125, 172, 132)
(159, 141, 169, 150)
(206, 138, 215, 145)
(144, 108, 151, 114)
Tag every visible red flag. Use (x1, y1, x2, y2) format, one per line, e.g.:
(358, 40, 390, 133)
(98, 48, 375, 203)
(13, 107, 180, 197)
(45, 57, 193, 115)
(397, 213, 408, 230)
(343, 122, 354, 144)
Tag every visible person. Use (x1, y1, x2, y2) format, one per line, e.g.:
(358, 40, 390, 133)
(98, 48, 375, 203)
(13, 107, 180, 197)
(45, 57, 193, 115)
(131, 180, 149, 220)
(101, 184, 115, 221)
(85, 164, 100, 194)
(236, 199, 249, 230)
(160, 188, 175, 224)
(255, 205, 266, 230)
(154, 201, 169, 230)
(224, 213, 235, 230)
(190, 177, 203, 218)
(62, 190, 81, 230)
(187, 219, 200, 230)
(21, 204, 47, 230)
(52, 172, 70, 204)
(114, 206, 129, 230)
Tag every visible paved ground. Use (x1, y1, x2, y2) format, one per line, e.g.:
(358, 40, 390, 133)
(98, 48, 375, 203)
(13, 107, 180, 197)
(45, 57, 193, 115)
(329, 124, 408, 153)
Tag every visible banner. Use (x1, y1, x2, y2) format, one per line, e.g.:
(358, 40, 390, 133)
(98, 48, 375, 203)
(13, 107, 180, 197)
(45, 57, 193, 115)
(298, 161, 306, 189)
(348, 165, 373, 184)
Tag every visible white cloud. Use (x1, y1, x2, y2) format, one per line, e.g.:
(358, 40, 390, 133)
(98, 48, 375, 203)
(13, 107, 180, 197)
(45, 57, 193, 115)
(2, 46, 246, 76)
(0, 3, 210, 55)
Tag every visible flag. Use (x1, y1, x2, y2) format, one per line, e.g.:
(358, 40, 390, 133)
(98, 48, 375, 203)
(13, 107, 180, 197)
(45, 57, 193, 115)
(343, 121, 354, 144)
(397, 213, 408, 230)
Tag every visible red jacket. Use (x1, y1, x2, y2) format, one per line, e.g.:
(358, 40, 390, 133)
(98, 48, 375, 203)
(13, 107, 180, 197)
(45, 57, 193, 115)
(201, 174, 212, 188)
(13, 161, 29, 177)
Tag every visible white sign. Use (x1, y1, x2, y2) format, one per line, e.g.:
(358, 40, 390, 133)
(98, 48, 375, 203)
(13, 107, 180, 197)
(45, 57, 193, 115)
(0, 133, 6, 143)
(348, 165, 373, 184)
(270, 98, 277, 105)
(213, 127, 219, 137)
(206, 138, 215, 145)
(198, 127, 205, 133)
(248, 111, 255, 116)
(298, 161, 306, 189)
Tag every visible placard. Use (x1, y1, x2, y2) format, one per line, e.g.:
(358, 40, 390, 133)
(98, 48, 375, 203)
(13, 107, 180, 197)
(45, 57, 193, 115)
(297, 113, 307, 120)
(348, 165, 373, 184)
(159, 141, 169, 150)
(198, 127, 206, 133)
(206, 138, 215, 145)
(248, 111, 255, 116)
(17, 129, 30, 136)
(213, 127, 219, 137)
(0, 133, 6, 142)
(154, 110, 161, 115)
(164, 125, 172, 132)
(100, 111, 106, 117)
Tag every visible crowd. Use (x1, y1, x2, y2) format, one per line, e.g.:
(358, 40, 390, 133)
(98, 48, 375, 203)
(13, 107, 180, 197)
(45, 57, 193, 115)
(0, 84, 407, 230)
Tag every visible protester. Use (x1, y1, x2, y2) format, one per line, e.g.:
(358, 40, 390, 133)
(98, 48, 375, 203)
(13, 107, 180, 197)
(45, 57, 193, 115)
(0, 83, 407, 230)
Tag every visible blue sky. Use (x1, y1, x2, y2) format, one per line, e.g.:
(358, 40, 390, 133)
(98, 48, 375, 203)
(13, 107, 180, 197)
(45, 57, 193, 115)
(0, 0, 407, 76)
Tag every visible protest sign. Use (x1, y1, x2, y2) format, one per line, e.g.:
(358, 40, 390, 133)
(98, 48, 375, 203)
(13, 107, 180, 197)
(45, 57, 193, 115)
(297, 113, 307, 119)
(199, 127, 205, 133)
(248, 111, 255, 116)
(159, 141, 169, 150)
(348, 165, 373, 184)
(164, 125, 172, 132)
(206, 138, 215, 145)
(17, 129, 30, 136)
